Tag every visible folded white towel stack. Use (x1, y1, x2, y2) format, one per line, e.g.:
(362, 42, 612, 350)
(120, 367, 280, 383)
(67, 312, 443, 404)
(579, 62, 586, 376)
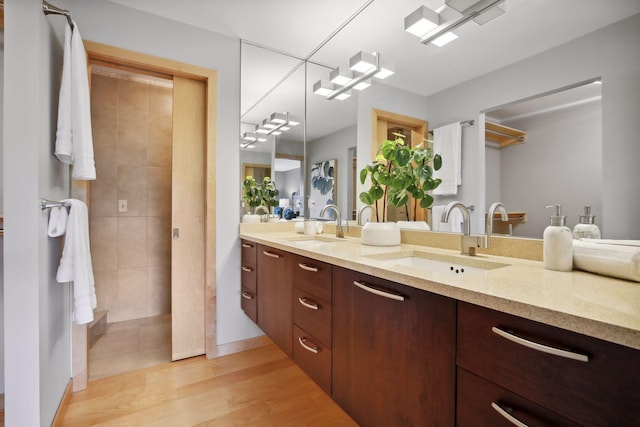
(55, 21, 96, 180)
(573, 239, 640, 283)
(432, 122, 462, 196)
(56, 199, 97, 324)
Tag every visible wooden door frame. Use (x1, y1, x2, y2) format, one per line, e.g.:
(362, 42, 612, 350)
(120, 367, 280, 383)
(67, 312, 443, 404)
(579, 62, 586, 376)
(73, 41, 217, 391)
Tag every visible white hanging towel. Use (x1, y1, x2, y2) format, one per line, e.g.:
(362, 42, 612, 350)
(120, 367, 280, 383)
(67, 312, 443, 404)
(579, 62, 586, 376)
(432, 122, 462, 195)
(56, 199, 97, 324)
(54, 21, 96, 180)
(47, 206, 68, 237)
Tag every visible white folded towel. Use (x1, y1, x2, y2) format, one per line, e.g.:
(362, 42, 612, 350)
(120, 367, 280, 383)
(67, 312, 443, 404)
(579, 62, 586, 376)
(55, 21, 96, 180)
(581, 238, 640, 247)
(47, 206, 68, 237)
(56, 199, 97, 324)
(397, 221, 431, 231)
(573, 239, 640, 283)
(432, 122, 462, 195)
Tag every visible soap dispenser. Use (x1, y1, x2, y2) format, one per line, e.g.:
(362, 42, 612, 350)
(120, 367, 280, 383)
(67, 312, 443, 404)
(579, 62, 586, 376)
(543, 204, 573, 271)
(573, 205, 601, 239)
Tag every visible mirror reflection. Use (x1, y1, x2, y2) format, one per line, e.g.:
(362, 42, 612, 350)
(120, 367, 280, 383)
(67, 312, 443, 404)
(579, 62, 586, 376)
(484, 81, 602, 238)
(240, 4, 639, 239)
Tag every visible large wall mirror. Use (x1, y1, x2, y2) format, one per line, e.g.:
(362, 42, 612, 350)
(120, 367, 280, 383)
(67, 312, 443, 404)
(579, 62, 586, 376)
(240, 42, 305, 219)
(240, 3, 639, 239)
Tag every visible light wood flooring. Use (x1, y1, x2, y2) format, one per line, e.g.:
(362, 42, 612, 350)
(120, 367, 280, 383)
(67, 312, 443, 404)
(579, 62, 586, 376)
(62, 342, 357, 426)
(90, 314, 172, 380)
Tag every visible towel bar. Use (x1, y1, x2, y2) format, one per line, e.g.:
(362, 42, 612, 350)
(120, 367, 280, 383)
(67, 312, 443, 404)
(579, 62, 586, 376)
(41, 198, 68, 210)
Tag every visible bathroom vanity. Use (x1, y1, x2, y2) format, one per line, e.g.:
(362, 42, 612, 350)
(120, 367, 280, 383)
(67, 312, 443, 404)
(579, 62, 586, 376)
(239, 225, 640, 427)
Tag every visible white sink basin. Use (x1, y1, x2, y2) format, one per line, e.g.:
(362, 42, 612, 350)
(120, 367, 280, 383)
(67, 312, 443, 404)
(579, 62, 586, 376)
(278, 234, 347, 248)
(365, 250, 509, 276)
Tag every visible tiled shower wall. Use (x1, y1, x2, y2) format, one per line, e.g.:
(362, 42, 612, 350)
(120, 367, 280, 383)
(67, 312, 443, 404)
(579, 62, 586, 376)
(89, 71, 173, 323)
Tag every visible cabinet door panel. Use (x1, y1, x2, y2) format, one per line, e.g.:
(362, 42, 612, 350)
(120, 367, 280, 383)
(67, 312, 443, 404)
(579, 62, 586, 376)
(332, 266, 456, 427)
(257, 245, 293, 357)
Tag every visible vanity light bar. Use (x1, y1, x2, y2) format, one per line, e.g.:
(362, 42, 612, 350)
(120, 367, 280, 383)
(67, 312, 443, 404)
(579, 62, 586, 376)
(253, 112, 299, 136)
(316, 52, 393, 101)
(418, 0, 506, 46)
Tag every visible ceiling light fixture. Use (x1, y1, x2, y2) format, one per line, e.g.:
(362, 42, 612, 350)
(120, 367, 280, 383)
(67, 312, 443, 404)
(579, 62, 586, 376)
(251, 111, 300, 137)
(405, 0, 506, 47)
(313, 51, 394, 101)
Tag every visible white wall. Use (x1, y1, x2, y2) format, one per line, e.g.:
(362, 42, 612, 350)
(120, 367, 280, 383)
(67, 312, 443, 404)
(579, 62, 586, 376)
(4, 1, 71, 425)
(64, 0, 262, 344)
(0, 23, 5, 395)
(307, 125, 356, 219)
(500, 100, 602, 238)
(426, 13, 640, 239)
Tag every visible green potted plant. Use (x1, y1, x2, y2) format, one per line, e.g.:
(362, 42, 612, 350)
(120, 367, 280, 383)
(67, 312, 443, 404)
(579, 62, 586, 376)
(242, 176, 280, 222)
(260, 176, 280, 214)
(242, 176, 263, 213)
(359, 134, 442, 222)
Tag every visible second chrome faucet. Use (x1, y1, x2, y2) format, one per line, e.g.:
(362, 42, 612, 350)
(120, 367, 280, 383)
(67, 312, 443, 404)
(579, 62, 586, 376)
(441, 201, 508, 255)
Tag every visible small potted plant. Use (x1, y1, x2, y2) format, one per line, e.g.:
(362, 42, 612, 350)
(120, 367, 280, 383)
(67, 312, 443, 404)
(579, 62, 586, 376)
(242, 176, 280, 222)
(359, 134, 442, 222)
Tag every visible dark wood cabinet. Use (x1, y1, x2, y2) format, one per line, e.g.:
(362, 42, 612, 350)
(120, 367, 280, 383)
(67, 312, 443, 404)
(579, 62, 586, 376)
(240, 240, 257, 323)
(332, 266, 457, 427)
(292, 255, 333, 394)
(457, 368, 581, 427)
(457, 302, 640, 427)
(257, 244, 293, 357)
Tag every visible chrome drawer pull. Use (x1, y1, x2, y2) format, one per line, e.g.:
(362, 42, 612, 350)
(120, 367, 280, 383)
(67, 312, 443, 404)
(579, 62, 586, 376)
(353, 281, 405, 301)
(241, 266, 253, 272)
(241, 243, 253, 248)
(298, 262, 319, 272)
(298, 297, 319, 310)
(298, 337, 319, 354)
(492, 327, 589, 362)
(491, 402, 529, 427)
(262, 250, 281, 258)
(241, 291, 253, 300)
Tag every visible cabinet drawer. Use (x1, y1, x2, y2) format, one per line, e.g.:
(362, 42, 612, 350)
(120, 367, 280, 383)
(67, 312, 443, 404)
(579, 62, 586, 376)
(241, 240, 257, 268)
(240, 286, 257, 323)
(241, 263, 256, 293)
(293, 287, 331, 349)
(293, 255, 332, 302)
(458, 368, 580, 427)
(458, 302, 640, 426)
(293, 325, 331, 395)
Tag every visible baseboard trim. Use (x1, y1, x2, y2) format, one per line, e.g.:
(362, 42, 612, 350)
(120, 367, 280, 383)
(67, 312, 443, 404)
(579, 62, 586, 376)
(213, 334, 271, 358)
(51, 380, 73, 427)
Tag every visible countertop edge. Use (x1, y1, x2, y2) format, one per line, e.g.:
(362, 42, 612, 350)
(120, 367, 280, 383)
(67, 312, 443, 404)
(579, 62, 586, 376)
(240, 231, 640, 351)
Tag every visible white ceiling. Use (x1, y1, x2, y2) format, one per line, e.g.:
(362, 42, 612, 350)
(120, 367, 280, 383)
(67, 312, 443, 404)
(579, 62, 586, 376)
(108, 0, 640, 142)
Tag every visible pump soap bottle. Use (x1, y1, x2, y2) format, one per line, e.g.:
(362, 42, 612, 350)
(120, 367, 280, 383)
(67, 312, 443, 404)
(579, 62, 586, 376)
(543, 204, 573, 271)
(573, 205, 601, 239)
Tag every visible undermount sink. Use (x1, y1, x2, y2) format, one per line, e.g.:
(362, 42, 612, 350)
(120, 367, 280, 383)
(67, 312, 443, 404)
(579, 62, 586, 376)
(365, 250, 510, 276)
(278, 234, 347, 248)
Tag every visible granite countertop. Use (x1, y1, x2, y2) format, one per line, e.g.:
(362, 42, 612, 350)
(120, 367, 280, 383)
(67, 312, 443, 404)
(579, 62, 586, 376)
(240, 225, 640, 351)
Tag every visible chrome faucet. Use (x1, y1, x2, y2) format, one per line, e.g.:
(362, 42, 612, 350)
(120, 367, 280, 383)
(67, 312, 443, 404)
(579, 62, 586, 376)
(254, 205, 269, 221)
(320, 204, 345, 238)
(357, 205, 377, 226)
(487, 202, 509, 247)
(441, 201, 486, 255)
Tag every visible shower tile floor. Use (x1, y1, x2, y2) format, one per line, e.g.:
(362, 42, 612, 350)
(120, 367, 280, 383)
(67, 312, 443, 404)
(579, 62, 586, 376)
(89, 314, 172, 380)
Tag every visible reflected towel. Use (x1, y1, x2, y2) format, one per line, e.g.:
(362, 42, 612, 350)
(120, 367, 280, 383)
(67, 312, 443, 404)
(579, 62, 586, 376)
(581, 238, 640, 247)
(56, 199, 97, 324)
(431, 205, 463, 233)
(573, 240, 640, 283)
(47, 206, 68, 237)
(54, 21, 96, 180)
(432, 122, 462, 195)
